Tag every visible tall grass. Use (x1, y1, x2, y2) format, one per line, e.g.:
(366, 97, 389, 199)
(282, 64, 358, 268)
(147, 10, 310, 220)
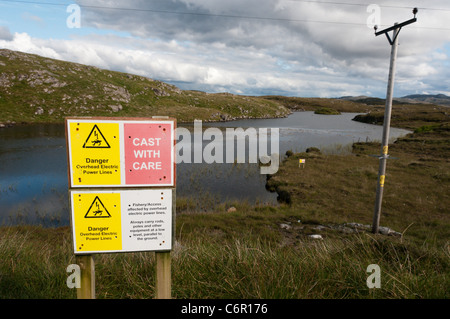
(171, 234, 448, 299)
(0, 226, 75, 298)
(0, 225, 447, 299)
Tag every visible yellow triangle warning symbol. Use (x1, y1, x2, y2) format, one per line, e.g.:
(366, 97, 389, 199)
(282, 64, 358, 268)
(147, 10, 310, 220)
(84, 196, 112, 218)
(83, 124, 111, 148)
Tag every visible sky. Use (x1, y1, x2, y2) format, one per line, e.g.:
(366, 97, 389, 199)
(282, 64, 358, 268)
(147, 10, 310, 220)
(0, 0, 449, 98)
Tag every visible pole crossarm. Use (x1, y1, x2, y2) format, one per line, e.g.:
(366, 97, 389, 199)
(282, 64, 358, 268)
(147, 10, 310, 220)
(375, 17, 417, 37)
(375, 18, 416, 45)
(374, 7, 418, 45)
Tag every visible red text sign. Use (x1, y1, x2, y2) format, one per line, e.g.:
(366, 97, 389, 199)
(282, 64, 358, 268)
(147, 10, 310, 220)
(124, 122, 174, 186)
(66, 118, 175, 188)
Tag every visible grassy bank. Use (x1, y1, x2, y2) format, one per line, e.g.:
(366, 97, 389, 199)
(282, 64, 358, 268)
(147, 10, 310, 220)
(267, 128, 449, 243)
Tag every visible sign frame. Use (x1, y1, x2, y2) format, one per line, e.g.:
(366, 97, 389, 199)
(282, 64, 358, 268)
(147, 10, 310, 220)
(69, 188, 174, 255)
(65, 117, 176, 298)
(65, 117, 176, 188)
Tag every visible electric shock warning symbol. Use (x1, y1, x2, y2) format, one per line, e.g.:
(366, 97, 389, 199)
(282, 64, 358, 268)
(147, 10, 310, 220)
(83, 124, 111, 148)
(84, 196, 112, 218)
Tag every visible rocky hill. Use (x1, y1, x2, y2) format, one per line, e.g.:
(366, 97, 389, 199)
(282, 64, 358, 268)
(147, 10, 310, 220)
(340, 94, 450, 107)
(0, 49, 290, 124)
(398, 94, 450, 107)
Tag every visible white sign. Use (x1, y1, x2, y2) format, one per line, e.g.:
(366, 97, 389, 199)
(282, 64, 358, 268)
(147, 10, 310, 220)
(70, 188, 173, 254)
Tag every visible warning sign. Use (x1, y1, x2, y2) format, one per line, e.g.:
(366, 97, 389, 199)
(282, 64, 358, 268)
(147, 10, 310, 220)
(66, 118, 175, 188)
(83, 125, 111, 148)
(84, 196, 112, 218)
(299, 159, 305, 168)
(71, 192, 122, 253)
(70, 189, 173, 254)
(66, 120, 121, 187)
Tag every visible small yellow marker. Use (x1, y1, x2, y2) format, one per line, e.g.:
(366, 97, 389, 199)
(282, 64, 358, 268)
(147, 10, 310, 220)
(379, 175, 385, 187)
(299, 159, 306, 168)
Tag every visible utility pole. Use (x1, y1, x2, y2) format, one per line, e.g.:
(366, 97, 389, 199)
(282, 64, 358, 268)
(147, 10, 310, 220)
(371, 8, 418, 234)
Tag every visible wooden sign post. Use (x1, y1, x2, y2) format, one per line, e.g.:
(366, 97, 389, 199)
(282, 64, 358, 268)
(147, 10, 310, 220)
(65, 117, 176, 299)
(156, 252, 171, 299)
(76, 255, 95, 299)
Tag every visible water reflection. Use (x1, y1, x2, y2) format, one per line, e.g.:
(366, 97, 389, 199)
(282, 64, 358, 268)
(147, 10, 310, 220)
(0, 124, 68, 226)
(0, 112, 411, 226)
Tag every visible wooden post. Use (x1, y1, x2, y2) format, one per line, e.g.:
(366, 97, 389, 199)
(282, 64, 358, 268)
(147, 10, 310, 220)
(155, 252, 171, 299)
(76, 254, 95, 299)
(155, 187, 175, 299)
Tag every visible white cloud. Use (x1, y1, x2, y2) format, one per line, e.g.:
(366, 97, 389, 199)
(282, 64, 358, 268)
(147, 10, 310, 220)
(1, 0, 449, 97)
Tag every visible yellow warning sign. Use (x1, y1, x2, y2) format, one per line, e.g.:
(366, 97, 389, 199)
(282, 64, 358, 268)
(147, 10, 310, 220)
(67, 121, 121, 187)
(72, 192, 122, 253)
(83, 124, 111, 149)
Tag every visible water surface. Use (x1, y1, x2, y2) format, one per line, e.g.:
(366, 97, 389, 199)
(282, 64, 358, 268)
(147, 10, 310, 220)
(0, 112, 410, 226)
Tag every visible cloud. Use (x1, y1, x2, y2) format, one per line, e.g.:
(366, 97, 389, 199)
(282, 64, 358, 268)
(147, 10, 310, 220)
(1, 0, 449, 98)
(22, 12, 45, 26)
(0, 26, 13, 41)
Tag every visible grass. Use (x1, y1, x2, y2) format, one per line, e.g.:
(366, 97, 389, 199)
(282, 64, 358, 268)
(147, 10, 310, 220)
(0, 226, 75, 298)
(266, 126, 449, 245)
(352, 104, 449, 130)
(172, 235, 446, 299)
(262, 95, 371, 113)
(314, 107, 341, 115)
(0, 220, 448, 299)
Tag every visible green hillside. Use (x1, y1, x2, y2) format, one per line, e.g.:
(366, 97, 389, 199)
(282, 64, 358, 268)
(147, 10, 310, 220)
(0, 49, 290, 124)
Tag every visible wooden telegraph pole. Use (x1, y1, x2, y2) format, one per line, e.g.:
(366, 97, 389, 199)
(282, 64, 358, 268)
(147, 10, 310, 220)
(371, 8, 418, 234)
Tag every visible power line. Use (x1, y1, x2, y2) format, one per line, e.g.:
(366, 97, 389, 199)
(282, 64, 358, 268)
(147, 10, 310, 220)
(1, 0, 449, 30)
(2, 0, 360, 26)
(3, 0, 450, 12)
(286, 0, 450, 12)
